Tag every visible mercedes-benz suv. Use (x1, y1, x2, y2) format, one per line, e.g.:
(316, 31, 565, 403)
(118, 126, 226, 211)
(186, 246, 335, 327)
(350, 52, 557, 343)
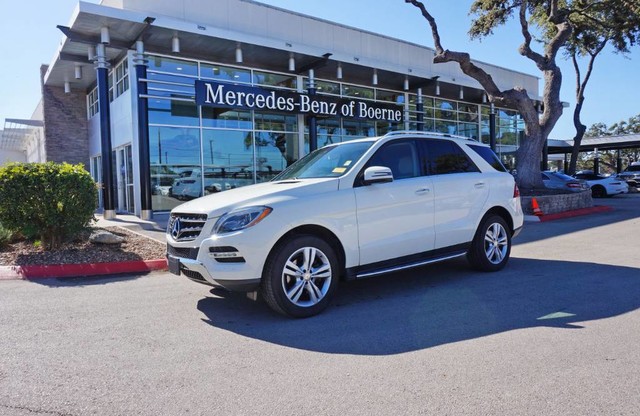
(166, 131, 524, 317)
(618, 162, 640, 189)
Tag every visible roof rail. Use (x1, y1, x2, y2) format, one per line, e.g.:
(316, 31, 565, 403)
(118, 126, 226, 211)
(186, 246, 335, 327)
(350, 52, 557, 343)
(382, 130, 478, 142)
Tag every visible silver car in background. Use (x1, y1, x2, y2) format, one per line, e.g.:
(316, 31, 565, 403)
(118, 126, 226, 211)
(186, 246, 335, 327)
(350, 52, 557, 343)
(542, 171, 589, 193)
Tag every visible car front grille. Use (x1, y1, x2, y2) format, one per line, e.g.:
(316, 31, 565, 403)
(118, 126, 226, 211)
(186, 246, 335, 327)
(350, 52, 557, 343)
(167, 213, 208, 242)
(182, 269, 206, 282)
(167, 245, 200, 260)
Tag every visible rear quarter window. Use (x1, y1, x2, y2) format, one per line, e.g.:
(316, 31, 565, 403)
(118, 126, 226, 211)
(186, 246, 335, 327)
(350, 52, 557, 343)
(467, 144, 508, 172)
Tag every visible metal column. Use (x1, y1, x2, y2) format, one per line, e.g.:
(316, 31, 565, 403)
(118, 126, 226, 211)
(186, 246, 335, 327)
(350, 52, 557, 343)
(489, 103, 496, 151)
(308, 69, 317, 152)
(416, 88, 424, 131)
(134, 41, 153, 220)
(96, 43, 116, 220)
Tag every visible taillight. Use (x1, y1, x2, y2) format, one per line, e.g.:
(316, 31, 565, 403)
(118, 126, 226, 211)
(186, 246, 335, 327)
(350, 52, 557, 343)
(513, 183, 520, 198)
(567, 183, 581, 188)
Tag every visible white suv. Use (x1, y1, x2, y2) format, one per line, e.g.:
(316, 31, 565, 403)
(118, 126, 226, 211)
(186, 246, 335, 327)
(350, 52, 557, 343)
(166, 131, 524, 317)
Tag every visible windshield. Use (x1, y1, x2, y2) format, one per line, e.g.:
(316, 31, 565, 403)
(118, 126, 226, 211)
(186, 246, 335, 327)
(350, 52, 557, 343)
(273, 141, 374, 181)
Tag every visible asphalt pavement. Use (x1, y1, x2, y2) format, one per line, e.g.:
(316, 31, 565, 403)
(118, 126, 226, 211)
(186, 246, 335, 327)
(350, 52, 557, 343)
(1, 194, 639, 415)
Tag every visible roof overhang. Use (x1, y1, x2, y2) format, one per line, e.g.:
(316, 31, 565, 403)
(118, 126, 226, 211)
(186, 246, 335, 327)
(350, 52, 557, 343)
(1, 119, 44, 151)
(548, 134, 640, 154)
(44, 1, 538, 105)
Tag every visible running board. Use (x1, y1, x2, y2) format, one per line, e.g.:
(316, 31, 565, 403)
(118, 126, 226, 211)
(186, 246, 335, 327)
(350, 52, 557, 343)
(355, 251, 467, 279)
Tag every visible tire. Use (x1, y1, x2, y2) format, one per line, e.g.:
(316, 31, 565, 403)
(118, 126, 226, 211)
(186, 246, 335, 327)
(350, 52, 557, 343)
(467, 215, 511, 272)
(591, 185, 606, 198)
(261, 235, 339, 318)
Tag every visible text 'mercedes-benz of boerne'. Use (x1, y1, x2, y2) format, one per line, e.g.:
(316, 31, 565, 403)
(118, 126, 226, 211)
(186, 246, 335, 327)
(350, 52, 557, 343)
(7, 0, 539, 218)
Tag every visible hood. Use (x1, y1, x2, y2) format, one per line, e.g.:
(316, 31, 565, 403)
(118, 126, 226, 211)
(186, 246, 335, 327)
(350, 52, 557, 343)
(171, 178, 340, 218)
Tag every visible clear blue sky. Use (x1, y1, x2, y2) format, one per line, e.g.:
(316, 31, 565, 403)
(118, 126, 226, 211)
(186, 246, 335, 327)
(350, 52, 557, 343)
(1, 0, 638, 139)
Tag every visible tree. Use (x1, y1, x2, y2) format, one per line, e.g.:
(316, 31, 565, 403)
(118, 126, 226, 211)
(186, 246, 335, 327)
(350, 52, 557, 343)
(552, 2, 640, 174)
(404, 0, 638, 189)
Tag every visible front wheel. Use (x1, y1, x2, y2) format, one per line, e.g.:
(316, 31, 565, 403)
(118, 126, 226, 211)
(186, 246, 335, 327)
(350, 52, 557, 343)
(467, 215, 511, 272)
(261, 235, 339, 318)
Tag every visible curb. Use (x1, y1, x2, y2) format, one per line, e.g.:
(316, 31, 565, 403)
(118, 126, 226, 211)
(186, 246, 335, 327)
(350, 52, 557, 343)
(524, 205, 613, 223)
(0, 259, 167, 281)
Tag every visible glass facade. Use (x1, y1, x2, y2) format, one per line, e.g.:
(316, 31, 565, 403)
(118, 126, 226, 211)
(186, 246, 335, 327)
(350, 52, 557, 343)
(87, 53, 525, 212)
(145, 55, 302, 211)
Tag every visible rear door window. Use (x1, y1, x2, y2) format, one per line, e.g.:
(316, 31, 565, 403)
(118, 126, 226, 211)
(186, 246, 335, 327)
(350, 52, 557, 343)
(420, 139, 479, 175)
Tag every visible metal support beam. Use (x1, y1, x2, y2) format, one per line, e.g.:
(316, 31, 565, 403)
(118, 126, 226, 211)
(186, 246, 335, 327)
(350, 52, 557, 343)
(416, 88, 424, 131)
(308, 69, 317, 152)
(489, 103, 496, 151)
(134, 41, 152, 220)
(96, 44, 116, 219)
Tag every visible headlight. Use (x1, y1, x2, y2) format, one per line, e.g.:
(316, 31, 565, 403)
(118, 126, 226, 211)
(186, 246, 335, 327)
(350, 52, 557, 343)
(213, 206, 272, 235)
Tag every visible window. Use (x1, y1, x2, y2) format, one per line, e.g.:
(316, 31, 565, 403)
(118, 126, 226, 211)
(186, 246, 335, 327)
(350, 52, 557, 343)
(200, 63, 251, 84)
(422, 139, 479, 175)
(467, 144, 507, 172)
(253, 71, 297, 89)
(114, 59, 129, 97)
(87, 87, 99, 118)
(367, 141, 420, 180)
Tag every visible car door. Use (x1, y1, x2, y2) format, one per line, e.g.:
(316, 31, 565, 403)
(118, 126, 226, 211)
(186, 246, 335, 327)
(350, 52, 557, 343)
(419, 139, 489, 249)
(353, 139, 435, 266)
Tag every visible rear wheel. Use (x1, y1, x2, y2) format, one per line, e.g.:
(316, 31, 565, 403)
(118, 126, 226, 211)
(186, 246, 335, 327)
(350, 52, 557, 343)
(261, 235, 339, 318)
(591, 185, 606, 198)
(467, 215, 511, 272)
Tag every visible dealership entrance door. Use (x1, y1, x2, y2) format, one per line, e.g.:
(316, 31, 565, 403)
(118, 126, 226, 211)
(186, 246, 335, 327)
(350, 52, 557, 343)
(116, 144, 134, 214)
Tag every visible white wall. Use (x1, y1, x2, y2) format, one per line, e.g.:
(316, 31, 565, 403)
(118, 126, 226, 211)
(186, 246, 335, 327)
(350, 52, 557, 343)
(0, 149, 27, 165)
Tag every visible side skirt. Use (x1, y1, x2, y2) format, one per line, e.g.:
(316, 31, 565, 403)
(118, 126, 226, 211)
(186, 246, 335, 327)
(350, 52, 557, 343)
(345, 243, 470, 280)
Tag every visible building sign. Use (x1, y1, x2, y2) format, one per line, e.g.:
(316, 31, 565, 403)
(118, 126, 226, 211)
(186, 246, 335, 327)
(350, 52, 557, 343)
(195, 80, 403, 122)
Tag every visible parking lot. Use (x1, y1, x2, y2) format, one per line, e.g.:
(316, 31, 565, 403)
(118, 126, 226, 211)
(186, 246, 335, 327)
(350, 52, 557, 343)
(1, 194, 639, 415)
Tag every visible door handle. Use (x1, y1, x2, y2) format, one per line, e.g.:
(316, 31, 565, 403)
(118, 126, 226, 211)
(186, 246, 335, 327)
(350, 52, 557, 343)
(474, 182, 485, 189)
(415, 188, 430, 195)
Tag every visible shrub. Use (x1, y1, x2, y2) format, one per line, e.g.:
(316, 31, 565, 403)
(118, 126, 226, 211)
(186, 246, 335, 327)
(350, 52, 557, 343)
(0, 221, 14, 249)
(0, 162, 98, 250)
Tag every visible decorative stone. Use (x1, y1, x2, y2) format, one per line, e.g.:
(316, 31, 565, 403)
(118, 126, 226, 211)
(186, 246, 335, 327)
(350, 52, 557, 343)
(90, 230, 125, 245)
(521, 191, 593, 215)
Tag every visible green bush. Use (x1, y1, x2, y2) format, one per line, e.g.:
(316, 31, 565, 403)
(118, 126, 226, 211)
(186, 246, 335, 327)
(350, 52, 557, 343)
(0, 221, 14, 249)
(0, 162, 98, 250)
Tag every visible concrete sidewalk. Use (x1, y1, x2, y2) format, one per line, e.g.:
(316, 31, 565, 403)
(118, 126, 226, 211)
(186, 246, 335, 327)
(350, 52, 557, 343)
(95, 212, 169, 243)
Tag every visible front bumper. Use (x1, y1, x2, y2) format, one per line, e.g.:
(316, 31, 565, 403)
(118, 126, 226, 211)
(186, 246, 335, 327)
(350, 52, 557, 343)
(167, 253, 261, 292)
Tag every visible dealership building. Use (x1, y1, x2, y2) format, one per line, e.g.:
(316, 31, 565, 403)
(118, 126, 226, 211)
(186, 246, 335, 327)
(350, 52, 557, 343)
(1, 0, 539, 218)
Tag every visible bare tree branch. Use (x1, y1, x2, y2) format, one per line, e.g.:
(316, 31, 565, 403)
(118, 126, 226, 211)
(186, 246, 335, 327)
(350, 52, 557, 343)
(518, 1, 547, 67)
(405, 0, 508, 102)
(404, 0, 445, 54)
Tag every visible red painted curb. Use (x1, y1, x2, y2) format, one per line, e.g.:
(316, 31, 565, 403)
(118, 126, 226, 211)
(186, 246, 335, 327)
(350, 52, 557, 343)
(0, 259, 167, 281)
(538, 205, 613, 222)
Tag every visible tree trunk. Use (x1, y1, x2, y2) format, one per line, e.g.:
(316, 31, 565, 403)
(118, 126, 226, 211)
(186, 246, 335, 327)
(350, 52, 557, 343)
(568, 101, 586, 175)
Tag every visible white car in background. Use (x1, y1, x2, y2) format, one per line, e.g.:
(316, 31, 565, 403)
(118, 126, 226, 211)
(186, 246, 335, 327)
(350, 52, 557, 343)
(573, 172, 629, 198)
(167, 131, 524, 318)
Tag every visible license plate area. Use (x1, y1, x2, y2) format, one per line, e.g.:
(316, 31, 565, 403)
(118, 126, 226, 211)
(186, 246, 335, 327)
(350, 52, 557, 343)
(168, 256, 181, 275)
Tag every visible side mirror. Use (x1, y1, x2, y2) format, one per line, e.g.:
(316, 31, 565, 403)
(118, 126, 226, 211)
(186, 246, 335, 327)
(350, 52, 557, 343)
(363, 166, 393, 185)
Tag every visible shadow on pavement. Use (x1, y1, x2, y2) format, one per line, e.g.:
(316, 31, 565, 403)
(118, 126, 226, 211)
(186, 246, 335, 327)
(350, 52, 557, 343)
(32, 273, 150, 287)
(197, 257, 640, 355)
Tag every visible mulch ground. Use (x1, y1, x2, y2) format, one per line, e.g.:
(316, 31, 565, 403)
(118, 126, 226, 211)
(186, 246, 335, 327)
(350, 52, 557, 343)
(0, 227, 165, 266)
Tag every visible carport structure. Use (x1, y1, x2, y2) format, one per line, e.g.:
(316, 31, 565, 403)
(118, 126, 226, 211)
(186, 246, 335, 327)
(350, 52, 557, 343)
(546, 133, 640, 174)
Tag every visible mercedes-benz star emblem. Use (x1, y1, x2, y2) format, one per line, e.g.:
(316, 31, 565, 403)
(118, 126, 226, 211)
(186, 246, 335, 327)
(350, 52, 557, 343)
(171, 218, 181, 239)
